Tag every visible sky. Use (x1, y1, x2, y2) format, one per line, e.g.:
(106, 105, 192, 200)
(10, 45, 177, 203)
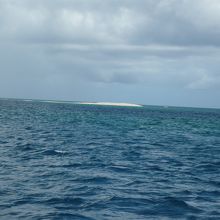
(0, 0, 220, 108)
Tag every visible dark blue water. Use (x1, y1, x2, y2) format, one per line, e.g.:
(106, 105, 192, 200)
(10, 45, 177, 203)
(0, 99, 220, 219)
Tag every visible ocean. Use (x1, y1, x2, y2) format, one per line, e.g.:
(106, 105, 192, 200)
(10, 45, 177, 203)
(0, 99, 220, 219)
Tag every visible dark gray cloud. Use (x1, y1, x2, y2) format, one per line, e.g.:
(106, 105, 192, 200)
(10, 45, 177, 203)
(0, 0, 220, 107)
(1, 0, 220, 46)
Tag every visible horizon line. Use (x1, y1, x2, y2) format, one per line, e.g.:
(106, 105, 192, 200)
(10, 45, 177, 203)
(0, 96, 219, 110)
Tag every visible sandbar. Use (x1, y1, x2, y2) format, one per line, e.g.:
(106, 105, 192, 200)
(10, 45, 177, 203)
(79, 102, 143, 107)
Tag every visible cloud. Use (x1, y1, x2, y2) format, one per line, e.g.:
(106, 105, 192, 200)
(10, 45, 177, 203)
(0, 1, 218, 48)
(1, 0, 220, 46)
(187, 71, 220, 89)
(0, 0, 220, 107)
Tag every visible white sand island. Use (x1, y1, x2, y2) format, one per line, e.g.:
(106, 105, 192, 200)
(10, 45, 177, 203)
(79, 102, 143, 107)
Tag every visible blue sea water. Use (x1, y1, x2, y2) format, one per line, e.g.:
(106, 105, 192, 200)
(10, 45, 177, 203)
(0, 99, 220, 219)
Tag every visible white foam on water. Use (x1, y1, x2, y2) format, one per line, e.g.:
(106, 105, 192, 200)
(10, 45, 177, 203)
(54, 150, 67, 154)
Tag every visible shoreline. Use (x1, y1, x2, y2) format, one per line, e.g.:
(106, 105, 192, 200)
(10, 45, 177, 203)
(79, 102, 143, 107)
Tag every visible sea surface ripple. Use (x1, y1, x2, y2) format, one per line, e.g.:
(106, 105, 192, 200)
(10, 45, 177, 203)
(0, 99, 220, 219)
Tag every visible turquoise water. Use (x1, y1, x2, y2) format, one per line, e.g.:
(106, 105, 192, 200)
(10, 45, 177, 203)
(0, 99, 220, 219)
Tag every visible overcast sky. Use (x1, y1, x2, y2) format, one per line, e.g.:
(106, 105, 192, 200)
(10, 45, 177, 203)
(0, 0, 220, 108)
